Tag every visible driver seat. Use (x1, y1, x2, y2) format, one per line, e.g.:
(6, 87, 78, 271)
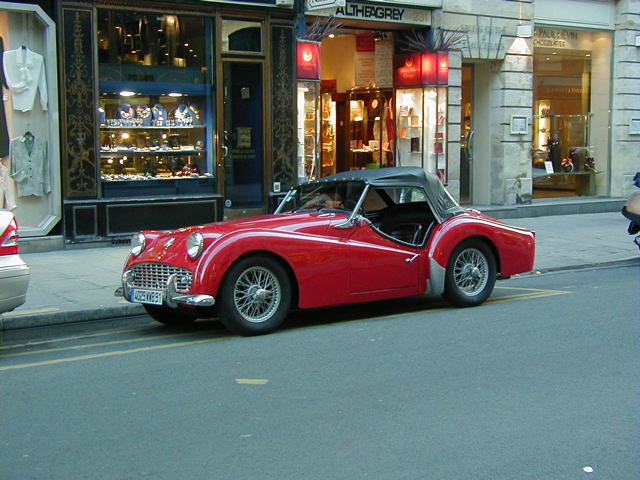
(387, 223, 423, 245)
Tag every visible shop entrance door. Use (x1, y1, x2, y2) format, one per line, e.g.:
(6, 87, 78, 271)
(220, 61, 264, 210)
(460, 64, 473, 203)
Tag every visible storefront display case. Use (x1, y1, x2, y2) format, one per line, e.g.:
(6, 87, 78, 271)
(0, 4, 61, 238)
(58, 8, 222, 243)
(392, 52, 449, 182)
(532, 105, 596, 195)
(296, 81, 320, 182)
(320, 92, 337, 177)
(395, 86, 447, 181)
(347, 87, 393, 170)
(99, 93, 212, 197)
(96, 10, 215, 199)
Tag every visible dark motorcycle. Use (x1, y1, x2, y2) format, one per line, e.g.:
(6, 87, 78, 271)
(621, 172, 640, 250)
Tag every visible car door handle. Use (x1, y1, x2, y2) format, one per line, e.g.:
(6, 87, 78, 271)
(405, 254, 419, 263)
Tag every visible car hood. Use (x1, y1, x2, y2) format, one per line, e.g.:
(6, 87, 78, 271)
(187, 212, 341, 237)
(128, 212, 343, 265)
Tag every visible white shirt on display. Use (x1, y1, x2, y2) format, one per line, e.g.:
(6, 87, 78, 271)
(3, 46, 48, 112)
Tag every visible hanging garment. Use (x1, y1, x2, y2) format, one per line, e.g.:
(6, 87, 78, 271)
(3, 46, 48, 112)
(0, 37, 10, 157)
(9, 134, 50, 197)
(0, 163, 16, 210)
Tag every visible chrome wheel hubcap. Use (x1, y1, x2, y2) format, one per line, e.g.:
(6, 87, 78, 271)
(234, 267, 281, 323)
(453, 248, 489, 296)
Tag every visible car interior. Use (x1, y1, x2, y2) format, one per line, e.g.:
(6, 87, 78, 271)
(361, 188, 437, 247)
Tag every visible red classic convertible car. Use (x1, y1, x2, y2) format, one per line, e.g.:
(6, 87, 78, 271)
(117, 167, 535, 335)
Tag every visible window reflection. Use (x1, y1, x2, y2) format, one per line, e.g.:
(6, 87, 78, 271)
(221, 19, 262, 53)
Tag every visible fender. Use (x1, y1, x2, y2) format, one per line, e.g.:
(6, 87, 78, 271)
(427, 213, 535, 280)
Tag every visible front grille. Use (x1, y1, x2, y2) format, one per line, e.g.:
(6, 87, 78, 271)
(130, 263, 192, 293)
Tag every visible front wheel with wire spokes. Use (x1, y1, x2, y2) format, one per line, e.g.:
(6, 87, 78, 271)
(443, 239, 496, 307)
(217, 255, 291, 336)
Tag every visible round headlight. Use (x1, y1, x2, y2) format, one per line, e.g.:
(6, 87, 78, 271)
(187, 231, 204, 259)
(131, 232, 146, 256)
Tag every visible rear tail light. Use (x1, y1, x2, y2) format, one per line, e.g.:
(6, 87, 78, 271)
(0, 217, 20, 255)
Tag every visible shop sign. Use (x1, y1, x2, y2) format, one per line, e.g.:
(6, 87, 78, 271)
(355, 35, 376, 85)
(297, 41, 320, 79)
(393, 52, 448, 86)
(533, 28, 585, 50)
(393, 53, 422, 86)
(436, 52, 449, 84)
(311, 1, 432, 26)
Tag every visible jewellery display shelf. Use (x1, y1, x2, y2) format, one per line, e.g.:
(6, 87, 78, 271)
(395, 86, 447, 181)
(347, 87, 393, 170)
(99, 95, 211, 198)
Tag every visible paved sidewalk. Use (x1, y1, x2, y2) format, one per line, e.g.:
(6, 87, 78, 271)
(1, 211, 638, 331)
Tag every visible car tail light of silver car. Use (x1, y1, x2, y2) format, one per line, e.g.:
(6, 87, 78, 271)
(0, 217, 20, 255)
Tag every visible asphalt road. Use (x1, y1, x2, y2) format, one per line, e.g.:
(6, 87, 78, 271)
(1, 265, 638, 480)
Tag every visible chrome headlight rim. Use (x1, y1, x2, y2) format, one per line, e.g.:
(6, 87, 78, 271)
(186, 231, 204, 259)
(131, 232, 146, 257)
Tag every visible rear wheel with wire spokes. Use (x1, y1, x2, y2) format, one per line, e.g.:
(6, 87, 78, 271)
(443, 239, 496, 307)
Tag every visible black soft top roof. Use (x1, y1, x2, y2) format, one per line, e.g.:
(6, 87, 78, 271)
(308, 167, 464, 220)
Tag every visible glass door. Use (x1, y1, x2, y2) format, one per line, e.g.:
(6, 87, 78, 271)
(221, 61, 264, 209)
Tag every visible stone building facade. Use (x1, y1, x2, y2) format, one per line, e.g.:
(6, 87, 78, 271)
(435, 0, 639, 206)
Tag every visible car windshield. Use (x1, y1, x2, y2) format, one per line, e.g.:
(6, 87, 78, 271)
(276, 181, 366, 214)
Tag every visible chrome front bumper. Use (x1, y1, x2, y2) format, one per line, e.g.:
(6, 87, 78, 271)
(115, 270, 215, 308)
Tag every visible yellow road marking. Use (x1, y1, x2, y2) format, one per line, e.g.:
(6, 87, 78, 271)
(2, 307, 60, 317)
(1, 326, 158, 350)
(236, 379, 269, 385)
(0, 337, 228, 372)
(494, 285, 571, 294)
(1, 331, 206, 358)
(489, 285, 571, 304)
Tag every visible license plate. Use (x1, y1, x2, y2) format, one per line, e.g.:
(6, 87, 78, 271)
(132, 289, 164, 305)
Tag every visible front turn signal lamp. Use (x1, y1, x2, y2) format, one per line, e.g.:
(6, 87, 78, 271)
(131, 232, 146, 256)
(187, 231, 204, 259)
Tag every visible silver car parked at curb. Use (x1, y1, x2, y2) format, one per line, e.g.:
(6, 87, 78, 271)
(0, 209, 29, 315)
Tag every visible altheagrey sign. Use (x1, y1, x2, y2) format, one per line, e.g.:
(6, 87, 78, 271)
(309, 0, 432, 26)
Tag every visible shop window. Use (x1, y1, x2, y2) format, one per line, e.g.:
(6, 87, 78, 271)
(0, 4, 61, 237)
(395, 87, 448, 182)
(96, 10, 213, 197)
(99, 91, 210, 196)
(97, 11, 206, 69)
(531, 28, 611, 197)
(221, 19, 262, 53)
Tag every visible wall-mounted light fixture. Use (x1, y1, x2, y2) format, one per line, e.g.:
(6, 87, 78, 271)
(636, 35, 640, 47)
(517, 24, 533, 38)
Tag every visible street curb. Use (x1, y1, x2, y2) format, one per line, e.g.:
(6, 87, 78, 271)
(525, 257, 639, 275)
(1, 304, 146, 331)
